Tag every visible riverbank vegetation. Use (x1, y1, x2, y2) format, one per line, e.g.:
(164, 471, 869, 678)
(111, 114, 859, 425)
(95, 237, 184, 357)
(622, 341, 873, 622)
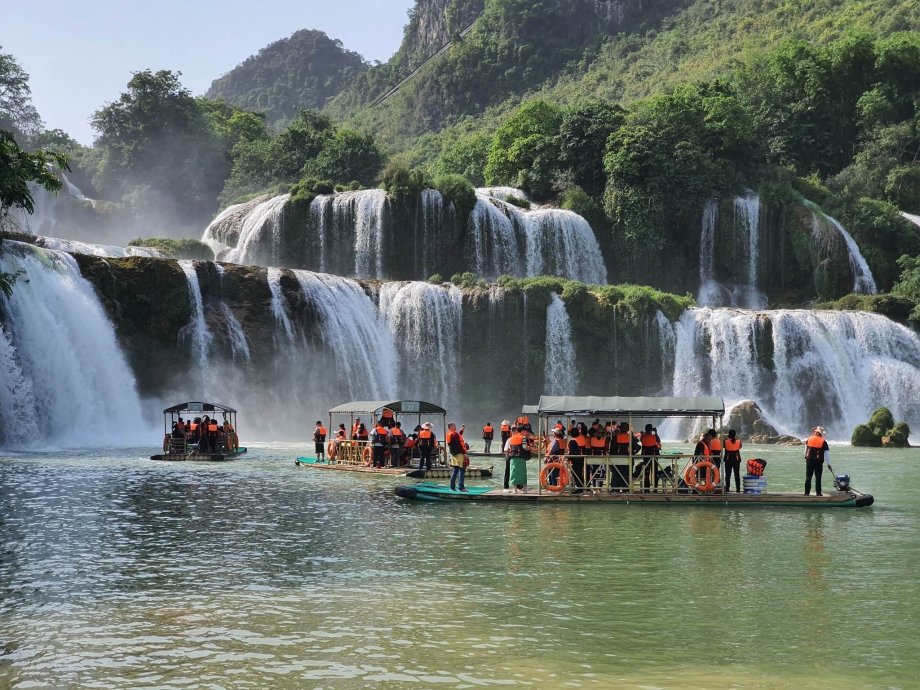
(851, 407, 911, 447)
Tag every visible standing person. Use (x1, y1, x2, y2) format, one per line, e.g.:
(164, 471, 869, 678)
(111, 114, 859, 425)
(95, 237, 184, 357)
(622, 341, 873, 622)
(723, 429, 743, 492)
(506, 426, 533, 493)
(614, 423, 631, 455)
(567, 428, 589, 492)
(482, 422, 495, 454)
(544, 428, 566, 487)
(371, 420, 389, 468)
(804, 426, 829, 496)
(356, 423, 369, 443)
(389, 421, 405, 467)
(417, 422, 436, 472)
(638, 424, 661, 491)
(351, 418, 362, 439)
(313, 420, 327, 462)
(707, 428, 723, 469)
(446, 422, 468, 492)
(500, 420, 512, 449)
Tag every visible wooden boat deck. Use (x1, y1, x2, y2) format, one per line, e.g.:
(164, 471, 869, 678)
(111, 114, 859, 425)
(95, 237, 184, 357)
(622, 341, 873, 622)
(395, 483, 873, 507)
(150, 448, 248, 462)
(296, 458, 492, 479)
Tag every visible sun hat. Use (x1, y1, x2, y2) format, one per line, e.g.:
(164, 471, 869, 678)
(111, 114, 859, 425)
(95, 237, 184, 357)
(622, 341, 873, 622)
(812, 426, 826, 435)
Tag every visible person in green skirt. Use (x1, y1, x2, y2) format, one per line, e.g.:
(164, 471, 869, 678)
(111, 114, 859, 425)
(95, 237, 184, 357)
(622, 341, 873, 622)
(505, 425, 534, 493)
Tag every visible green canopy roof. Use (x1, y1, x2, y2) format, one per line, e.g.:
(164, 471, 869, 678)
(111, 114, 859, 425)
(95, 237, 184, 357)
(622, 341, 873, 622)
(536, 396, 724, 417)
(328, 400, 446, 415)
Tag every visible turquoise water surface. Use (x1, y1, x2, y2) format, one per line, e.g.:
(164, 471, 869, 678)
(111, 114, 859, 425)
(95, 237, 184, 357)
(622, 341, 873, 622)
(0, 443, 917, 689)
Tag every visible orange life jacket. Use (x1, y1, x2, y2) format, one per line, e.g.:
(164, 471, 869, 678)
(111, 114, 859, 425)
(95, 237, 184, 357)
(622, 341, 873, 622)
(391, 427, 404, 439)
(724, 438, 741, 452)
(806, 435, 825, 449)
(208, 423, 218, 433)
(406, 437, 417, 449)
(546, 437, 564, 457)
(573, 435, 588, 449)
(482, 425, 494, 438)
(554, 422, 565, 432)
(698, 441, 711, 456)
(317, 425, 327, 436)
(640, 432, 659, 448)
(590, 435, 606, 449)
(189, 423, 198, 432)
(615, 432, 630, 444)
(418, 429, 434, 447)
(508, 432, 529, 456)
(500, 423, 511, 433)
(709, 438, 722, 452)
(381, 408, 394, 419)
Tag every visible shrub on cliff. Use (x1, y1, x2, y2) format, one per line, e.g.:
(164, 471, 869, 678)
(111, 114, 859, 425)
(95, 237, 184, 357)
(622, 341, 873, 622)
(852, 406, 911, 447)
(127, 238, 213, 260)
(433, 174, 476, 225)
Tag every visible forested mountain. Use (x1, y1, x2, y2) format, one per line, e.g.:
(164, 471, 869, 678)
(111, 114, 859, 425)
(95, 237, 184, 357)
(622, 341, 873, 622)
(205, 29, 367, 127)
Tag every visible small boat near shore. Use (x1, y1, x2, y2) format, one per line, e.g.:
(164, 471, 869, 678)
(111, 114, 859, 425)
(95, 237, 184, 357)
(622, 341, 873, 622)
(295, 400, 493, 478)
(150, 402, 247, 461)
(394, 395, 874, 508)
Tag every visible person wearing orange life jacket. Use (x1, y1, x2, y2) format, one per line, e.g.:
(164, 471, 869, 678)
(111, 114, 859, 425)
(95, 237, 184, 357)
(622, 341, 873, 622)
(499, 420, 512, 448)
(613, 423, 631, 456)
(804, 426, 829, 496)
(707, 428, 723, 468)
(567, 428, 589, 493)
(636, 424, 661, 490)
(351, 418, 362, 439)
(553, 420, 565, 433)
(446, 422, 468, 492)
(722, 429, 743, 492)
(417, 422, 436, 472)
(389, 422, 405, 467)
(505, 426, 533, 493)
(313, 420, 328, 461)
(370, 421, 389, 468)
(380, 407, 396, 429)
(543, 428, 567, 486)
(482, 422, 495, 454)
(206, 417, 220, 453)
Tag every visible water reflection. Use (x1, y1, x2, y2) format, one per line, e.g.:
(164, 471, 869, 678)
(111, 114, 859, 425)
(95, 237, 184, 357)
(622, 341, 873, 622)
(0, 445, 917, 688)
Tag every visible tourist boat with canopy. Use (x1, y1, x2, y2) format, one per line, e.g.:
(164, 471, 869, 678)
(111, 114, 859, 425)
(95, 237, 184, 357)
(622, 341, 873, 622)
(395, 395, 874, 507)
(296, 399, 493, 478)
(151, 402, 246, 461)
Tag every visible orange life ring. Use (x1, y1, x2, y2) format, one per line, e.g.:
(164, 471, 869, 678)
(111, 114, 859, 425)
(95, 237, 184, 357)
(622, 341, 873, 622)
(685, 461, 721, 493)
(163, 435, 169, 452)
(539, 461, 570, 493)
(362, 446, 372, 466)
(327, 440, 336, 459)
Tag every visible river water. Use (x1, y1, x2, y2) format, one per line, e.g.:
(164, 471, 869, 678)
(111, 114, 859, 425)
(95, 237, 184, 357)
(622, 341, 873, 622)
(1, 444, 917, 689)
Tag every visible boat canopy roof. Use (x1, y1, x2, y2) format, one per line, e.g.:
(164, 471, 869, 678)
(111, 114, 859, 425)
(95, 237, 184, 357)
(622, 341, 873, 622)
(163, 402, 237, 414)
(521, 404, 539, 415)
(536, 395, 724, 417)
(328, 400, 446, 415)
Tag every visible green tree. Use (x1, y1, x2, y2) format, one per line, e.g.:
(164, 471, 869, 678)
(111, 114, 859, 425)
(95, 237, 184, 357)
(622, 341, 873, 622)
(304, 128, 383, 186)
(484, 99, 563, 199)
(92, 70, 229, 225)
(433, 130, 490, 186)
(0, 129, 67, 295)
(0, 47, 42, 138)
(557, 101, 625, 197)
(893, 254, 920, 320)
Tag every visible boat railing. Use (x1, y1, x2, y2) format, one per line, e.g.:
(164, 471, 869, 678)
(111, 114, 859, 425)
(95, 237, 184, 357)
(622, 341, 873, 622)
(541, 453, 716, 495)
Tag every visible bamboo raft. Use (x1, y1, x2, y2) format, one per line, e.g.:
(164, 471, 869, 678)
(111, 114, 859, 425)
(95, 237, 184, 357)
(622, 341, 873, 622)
(395, 483, 874, 507)
(295, 455, 493, 479)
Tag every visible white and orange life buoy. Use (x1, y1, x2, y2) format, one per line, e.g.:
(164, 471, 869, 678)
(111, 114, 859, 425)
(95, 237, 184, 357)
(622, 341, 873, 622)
(539, 461, 570, 493)
(326, 440, 336, 459)
(362, 446, 372, 466)
(685, 461, 721, 493)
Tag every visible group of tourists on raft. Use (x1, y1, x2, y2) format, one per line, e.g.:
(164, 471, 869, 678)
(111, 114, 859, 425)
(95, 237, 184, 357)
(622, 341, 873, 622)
(169, 416, 238, 453)
(311, 409, 471, 478)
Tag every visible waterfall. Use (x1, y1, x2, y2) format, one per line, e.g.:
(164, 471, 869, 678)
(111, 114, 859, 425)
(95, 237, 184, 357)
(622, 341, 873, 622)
(418, 189, 445, 278)
(33, 235, 163, 258)
(222, 194, 289, 266)
(201, 195, 271, 260)
(477, 187, 528, 201)
(468, 190, 607, 282)
(807, 201, 877, 294)
(733, 191, 767, 309)
(213, 264, 250, 363)
(696, 199, 722, 306)
(544, 293, 577, 395)
(379, 282, 462, 408)
(901, 211, 920, 228)
(468, 193, 525, 278)
(671, 307, 920, 440)
(0, 242, 145, 448)
(525, 209, 608, 284)
(292, 270, 397, 399)
(266, 267, 295, 345)
(177, 261, 213, 375)
(348, 189, 389, 279)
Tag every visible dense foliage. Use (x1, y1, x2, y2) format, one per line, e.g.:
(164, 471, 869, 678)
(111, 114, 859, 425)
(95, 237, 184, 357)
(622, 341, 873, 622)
(127, 237, 214, 260)
(206, 30, 368, 127)
(851, 406, 911, 447)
